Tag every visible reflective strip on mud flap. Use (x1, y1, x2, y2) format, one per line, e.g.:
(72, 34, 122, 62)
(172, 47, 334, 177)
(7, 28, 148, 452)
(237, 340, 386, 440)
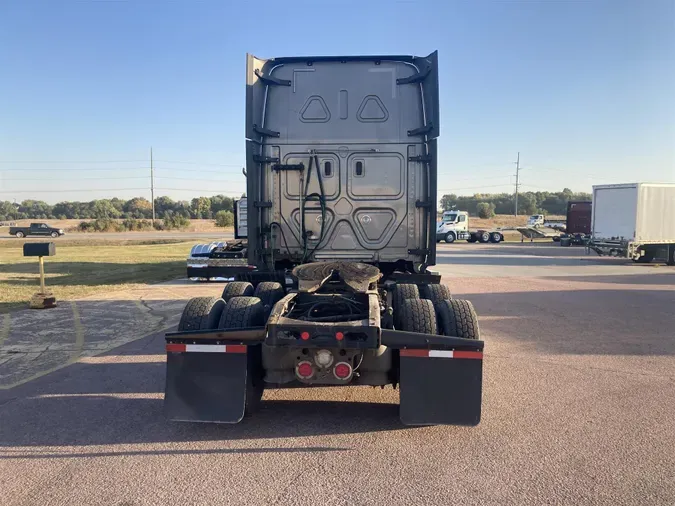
(399, 349, 483, 359)
(166, 344, 247, 353)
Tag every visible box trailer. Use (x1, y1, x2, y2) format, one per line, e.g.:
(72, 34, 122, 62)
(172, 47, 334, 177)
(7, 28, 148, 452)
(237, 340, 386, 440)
(588, 183, 675, 264)
(164, 51, 484, 426)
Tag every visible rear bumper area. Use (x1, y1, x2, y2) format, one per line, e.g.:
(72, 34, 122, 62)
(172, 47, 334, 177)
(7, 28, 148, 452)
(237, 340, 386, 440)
(164, 327, 483, 426)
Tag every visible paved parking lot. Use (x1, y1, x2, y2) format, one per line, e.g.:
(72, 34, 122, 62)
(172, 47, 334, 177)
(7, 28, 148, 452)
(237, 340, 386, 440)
(1, 243, 674, 505)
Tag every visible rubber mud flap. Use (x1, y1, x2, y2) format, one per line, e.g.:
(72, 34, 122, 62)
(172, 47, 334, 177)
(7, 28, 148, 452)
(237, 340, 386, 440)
(164, 350, 249, 423)
(399, 350, 483, 426)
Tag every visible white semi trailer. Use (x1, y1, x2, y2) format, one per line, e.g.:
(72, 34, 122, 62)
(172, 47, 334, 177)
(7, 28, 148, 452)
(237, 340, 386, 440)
(588, 183, 675, 265)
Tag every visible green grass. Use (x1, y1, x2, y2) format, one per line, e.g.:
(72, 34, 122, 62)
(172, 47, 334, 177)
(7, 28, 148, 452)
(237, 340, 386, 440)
(0, 240, 193, 313)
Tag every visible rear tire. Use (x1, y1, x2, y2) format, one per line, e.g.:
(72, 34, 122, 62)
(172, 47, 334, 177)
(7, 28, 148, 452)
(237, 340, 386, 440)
(436, 299, 480, 339)
(421, 284, 452, 305)
(400, 299, 437, 335)
(219, 296, 265, 329)
(393, 284, 420, 328)
(221, 281, 254, 301)
(489, 232, 502, 243)
(178, 296, 226, 331)
(478, 231, 490, 243)
(253, 281, 284, 318)
(15, 231, 24, 238)
(218, 296, 265, 414)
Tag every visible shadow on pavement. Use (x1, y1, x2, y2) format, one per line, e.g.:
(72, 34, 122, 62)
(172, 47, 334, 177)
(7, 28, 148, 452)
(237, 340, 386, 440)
(0, 329, 404, 450)
(470, 288, 675, 356)
(542, 273, 675, 285)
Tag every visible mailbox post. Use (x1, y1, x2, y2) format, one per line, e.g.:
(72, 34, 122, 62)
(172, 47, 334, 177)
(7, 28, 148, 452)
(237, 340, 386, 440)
(23, 242, 57, 309)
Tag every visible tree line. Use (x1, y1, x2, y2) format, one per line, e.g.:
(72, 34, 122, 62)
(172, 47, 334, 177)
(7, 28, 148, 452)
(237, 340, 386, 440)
(440, 188, 592, 217)
(0, 189, 591, 222)
(0, 195, 240, 221)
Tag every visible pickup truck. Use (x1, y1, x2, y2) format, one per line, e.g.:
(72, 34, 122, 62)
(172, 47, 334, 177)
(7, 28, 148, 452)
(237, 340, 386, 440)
(9, 223, 65, 238)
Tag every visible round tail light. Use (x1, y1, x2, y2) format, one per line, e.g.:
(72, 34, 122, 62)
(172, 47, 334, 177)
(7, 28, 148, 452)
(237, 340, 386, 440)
(296, 361, 314, 379)
(333, 361, 352, 380)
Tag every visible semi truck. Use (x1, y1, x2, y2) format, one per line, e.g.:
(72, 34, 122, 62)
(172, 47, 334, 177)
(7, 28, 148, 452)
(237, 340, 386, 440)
(165, 51, 484, 426)
(558, 201, 592, 246)
(436, 210, 504, 243)
(588, 183, 675, 264)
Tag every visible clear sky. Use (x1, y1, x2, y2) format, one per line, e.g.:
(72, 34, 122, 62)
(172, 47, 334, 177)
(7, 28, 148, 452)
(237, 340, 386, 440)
(1, 0, 673, 204)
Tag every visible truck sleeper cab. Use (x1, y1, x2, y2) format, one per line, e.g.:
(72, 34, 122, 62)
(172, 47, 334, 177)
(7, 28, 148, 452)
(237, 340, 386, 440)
(164, 52, 485, 427)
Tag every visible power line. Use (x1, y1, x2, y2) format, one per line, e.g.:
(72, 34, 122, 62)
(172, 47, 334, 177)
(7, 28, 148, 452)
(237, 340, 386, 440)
(437, 183, 513, 192)
(154, 188, 244, 194)
(155, 176, 242, 183)
(0, 176, 149, 181)
(0, 188, 149, 194)
(155, 166, 243, 174)
(155, 160, 243, 167)
(0, 160, 145, 164)
(0, 167, 147, 172)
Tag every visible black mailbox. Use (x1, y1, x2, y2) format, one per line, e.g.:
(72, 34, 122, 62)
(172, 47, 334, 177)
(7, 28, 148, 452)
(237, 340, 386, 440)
(23, 242, 56, 257)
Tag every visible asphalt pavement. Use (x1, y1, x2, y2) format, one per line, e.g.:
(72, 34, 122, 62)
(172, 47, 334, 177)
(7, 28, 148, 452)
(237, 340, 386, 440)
(1, 243, 674, 505)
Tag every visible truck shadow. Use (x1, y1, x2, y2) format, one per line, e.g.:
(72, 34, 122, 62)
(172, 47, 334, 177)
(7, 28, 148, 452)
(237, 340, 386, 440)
(0, 329, 404, 451)
(467, 288, 675, 356)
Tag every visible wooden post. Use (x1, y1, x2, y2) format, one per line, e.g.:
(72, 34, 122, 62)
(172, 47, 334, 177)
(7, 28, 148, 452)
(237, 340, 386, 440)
(39, 256, 46, 293)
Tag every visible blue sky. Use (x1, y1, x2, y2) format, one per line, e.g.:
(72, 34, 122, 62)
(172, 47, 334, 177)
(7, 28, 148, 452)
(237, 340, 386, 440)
(0, 0, 673, 204)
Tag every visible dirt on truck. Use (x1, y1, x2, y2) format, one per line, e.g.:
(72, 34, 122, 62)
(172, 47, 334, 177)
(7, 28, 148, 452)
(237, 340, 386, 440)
(164, 52, 484, 426)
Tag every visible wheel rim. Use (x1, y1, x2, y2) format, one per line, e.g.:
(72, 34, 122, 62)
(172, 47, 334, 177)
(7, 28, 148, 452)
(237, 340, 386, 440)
(446, 233, 454, 243)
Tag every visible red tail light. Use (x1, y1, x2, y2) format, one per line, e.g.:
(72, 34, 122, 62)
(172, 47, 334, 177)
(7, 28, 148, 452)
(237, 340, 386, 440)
(333, 362, 352, 380)
(296, 361, 314, 379)
(300, 331, 310, 341)
(335, 331, 344, 341)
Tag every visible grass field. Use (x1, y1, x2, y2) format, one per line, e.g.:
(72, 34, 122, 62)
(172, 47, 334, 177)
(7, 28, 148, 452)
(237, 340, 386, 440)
(0, 240, 193, 313)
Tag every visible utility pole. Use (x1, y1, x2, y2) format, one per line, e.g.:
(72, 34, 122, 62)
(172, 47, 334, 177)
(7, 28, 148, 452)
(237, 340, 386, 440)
(514, 151, 520, 216)
(150, 147, 155, 224)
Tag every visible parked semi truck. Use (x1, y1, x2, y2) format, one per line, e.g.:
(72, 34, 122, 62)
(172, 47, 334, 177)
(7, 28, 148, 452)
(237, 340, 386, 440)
(436, 210, 504, 243)
(165, 52, 484, 426)
(558, 201, 592, 246)
(588, 183, 675, 265)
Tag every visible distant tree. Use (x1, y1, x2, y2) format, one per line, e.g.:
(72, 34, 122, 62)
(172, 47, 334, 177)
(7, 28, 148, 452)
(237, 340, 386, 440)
(210, 195, 234, 214)
(440, 194, 458, 211)
(0, 201, 17, 221)
(215, 210, 234, 227)
(124, 197, 153, 219)
(191, 197, 212, 219)
(517, 193, 538, 215)
(476, 202, 496, 219)
(154, 196, 177, 218)
(90, 199, 121, 219)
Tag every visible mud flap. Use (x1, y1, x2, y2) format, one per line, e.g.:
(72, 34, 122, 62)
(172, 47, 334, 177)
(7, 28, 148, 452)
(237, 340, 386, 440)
(399, 349, 483, 426)
(164, 344, 251, 423)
